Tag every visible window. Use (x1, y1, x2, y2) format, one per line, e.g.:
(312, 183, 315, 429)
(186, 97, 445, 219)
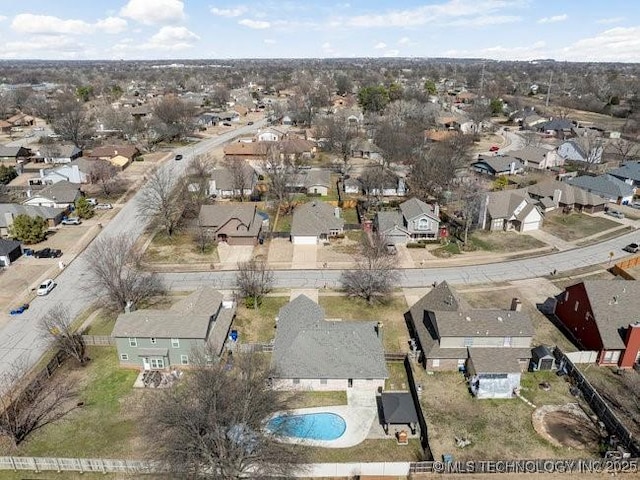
(464, 337, 474, 347)
(503, 337, 512, 347)
(150, 337, 157, 344)
(320, 378, 327, 385)
(602, 351, 620, 364)
(120, 354, 129, 361)
(418, 218, 429, 230)
(128, 337, 137, 347)
(293, 378, 300, 385)
(150, 358, 165, 369)
(171, 338, 180, 348)
(181, 355, 189, 365)
(432, 359, 440, 367)
(574, 301, 579, 311)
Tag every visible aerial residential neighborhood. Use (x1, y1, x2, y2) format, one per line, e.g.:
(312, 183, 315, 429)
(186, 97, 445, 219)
(0, 1, 639, 479)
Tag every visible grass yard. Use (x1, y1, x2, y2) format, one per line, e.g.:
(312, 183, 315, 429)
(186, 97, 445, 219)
(431, 241, 461, 257)
(17, 347, 142, 459)
(342, 208, 359, 224)
(576, 225, 634, 246)
(296, 438, 423, 463)
(143, 231, 219, 264)
(274, 213, 293, 233)
(470, 232, 546, 252)
(288, 391, 348, 409)
(519, 371, 579, 407)
(542, 212, 620, 242)
(318, 296, 410, 353)
(84, 310, 118, 335)
(232, 296, 289, 343)
(385, 361, 409, 391)
(413, 367, 593, 462)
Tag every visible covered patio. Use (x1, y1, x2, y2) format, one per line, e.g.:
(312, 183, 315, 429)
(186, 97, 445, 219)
(380, 392, 419, 438)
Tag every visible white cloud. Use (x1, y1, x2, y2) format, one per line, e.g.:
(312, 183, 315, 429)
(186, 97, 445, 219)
(596, 17, 623, 25)
(537, 14, 568, 24)
(448, 15, 521, 27)
(0, 36, 85, 59)
(444, 40, 547, 61)
(0, 16, 7, 22)
(210, 6, 247, 17)
(374, 42, 386, 49)
(120, 0, 185, 25)
(263, 38, 277, 44)
(95, 17, 128, 34)
(11, 14, 91, 35)
(398, 36, 411, 46)
(560, 27, 640, 62)
(142, 26, 199, 50)
(238, 19, 271, 29)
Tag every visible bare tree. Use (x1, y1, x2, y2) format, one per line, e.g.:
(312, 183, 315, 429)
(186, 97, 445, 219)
(0, 361, 77, 447)
(578, 134, 605, 173)
(193, 216, 213, 254)
(314, 112, 359, 176)
(223, 158, 251, 201)
(610, 139, 640, 165)
(235, 259, 274, 309)
(142, 352, 307, 479)
(262, 144, 295, 215)
(86, 234, 164, 312)
(341, 232, 399, 304)
(152, 96, 197, 142)
(457, 184, 486, 246)
(50, 92, 93, 148)
(38, 305, 87, 365)
(183, 154, 214, 218)
(89, 159, 120, 197)
(138, 167, 185, 237)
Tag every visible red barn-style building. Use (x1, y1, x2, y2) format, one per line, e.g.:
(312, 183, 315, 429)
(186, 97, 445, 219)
(554, 280, 640, 368)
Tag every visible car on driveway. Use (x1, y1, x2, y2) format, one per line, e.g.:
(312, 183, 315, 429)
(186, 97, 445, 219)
(175, 154, 183, 161)
(95, 203, 113, 210)
(606, 210, 625, 219)
(33, 248, 62, 258)
(61, 217, 82, 225)
(37, 279, 55, 296)
(247, 121, 254, 125)
(623, 243, 640, 253)
(489, 145, 500, 152)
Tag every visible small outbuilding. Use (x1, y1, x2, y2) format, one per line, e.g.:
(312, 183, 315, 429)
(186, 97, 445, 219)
(380, 391, 419, 435)
(0, 239, 22, 267)
(467, 348, 522, 399)
(530, 345, 557, 371)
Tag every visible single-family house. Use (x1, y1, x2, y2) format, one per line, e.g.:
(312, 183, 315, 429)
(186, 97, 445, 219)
(0, 120, 12, 134)
(0, 204, 65, 237)
(479, 190, 543, 232)
(6, 113, 35, 127)
(86, 144, 140, 169)
(209, 164, 258, 199)
(287, 169, 332, 196)
(223, 141, 269, 161)
(33, 144, 82, 164)
(198, 113, 221, 127)
(0, 239, 22, 267)
(29, 164, 88, 186)
(557, 139, 603, 165)
(290, 201, 344, 245)
(112, 287, 236, 370)
(350, 139, 382, 161)
(277, 138, 316, 161)
(405, 281, 533, 374)
(535, 118, 574, 139)
(363, 170, 407, 197)
(0, 146, 31, 163)
(606, 161, 640, 190)
(375, 197, 440, 244)
(509, 146, 563, 170)
(198, 203, 263, 245)
(271, 295, 388, 391)
(256, 128, 286, 142)
(471, 155, 524, 176)
(526, 179, 607, 213)
(23, 181, 82, 209)
(343, 176, 361, 195)
(554, 280, 640, 368)
(566, 174, 634, 205)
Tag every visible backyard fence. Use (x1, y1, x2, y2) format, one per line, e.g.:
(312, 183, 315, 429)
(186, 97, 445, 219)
(81, 335, 115, 346)
(233, 342, 273, 353)
(612, 256, 640, 280)
(403, 355, 433, 460)
(565, 350, 598, 364)
(553, 347, 640, 457)
(0, 457, 160, 474)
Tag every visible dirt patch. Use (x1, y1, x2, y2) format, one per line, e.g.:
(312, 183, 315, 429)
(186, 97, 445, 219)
(533, 404, 602, 450)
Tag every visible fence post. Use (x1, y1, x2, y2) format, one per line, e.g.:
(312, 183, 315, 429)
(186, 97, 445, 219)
(31, 457, 39, 473)
(10, 457, 16, 471)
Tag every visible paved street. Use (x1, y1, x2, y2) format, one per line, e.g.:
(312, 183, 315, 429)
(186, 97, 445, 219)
(0, 120, 267, 386)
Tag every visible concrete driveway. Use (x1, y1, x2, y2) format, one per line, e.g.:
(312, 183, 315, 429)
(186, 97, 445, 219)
(292, 244, 318, 269)
(217, 243, 254, 269)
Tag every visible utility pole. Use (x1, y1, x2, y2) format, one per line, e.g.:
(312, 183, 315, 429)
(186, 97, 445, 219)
(545, 71, 554, 108)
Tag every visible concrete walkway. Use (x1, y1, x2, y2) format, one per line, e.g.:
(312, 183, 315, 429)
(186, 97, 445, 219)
(526, 229, 575, 251)
(290, 289, 319, 302)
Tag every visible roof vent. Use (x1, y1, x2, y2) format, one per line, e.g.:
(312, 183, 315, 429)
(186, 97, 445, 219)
(465, 316, 471, 322)
(497, 316, 503, 322)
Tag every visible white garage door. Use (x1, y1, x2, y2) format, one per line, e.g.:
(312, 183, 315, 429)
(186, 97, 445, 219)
(292, 235, 317, 245)
(521, 221, 540, 232)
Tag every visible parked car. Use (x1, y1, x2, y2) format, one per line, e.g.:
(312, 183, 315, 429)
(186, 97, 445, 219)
(247, 121, 254, 125)
(33, 248, 62, 258)
(175, 154, 183, 161)
(606, 210, 625, 219)
(9, 303, 29, 315)
(61, 217, 82, 225)
(489, 145, 500, 152)
(95, 203, 113, 210)
(86, 197, 98, 206)
(623, 243, 640, 253)
(222, 122, 232, 126)
(37, 279, 55, 296)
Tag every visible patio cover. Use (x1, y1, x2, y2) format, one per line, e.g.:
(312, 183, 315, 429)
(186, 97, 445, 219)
(381, 392, 419, 424)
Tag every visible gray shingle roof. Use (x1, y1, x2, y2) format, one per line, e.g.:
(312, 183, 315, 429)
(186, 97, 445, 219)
(33, 181, 82, 203)
(376, 211, 405, 234)
(609, 162, 640, 183)
(112, 287, 225, 340)
(486, 189, 533, 219)
(581, 280, 640, 349)
(0, 204, 65, 227)
(435, 310, 534, 337)
(0, 238, 21, 256)
(399, 198, 438, 222)
(567, 174, 634, 200)
(509, 146, 552, 165)
(198, 203, 262, 237)
(272, 295, 388, 380)
(473, 155, 524, 174)
(291, 201, 344, 236)
(468, 348, 527, 374)
(537, 119, 574, 131)
(35, 144, 81, 159)
(526, 179, 607, 207)
(0, 146, 30, 157)
(210, 165, 256, 190)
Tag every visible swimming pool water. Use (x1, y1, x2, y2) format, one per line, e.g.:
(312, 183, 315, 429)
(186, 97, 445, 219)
(267, 412, 346, 441)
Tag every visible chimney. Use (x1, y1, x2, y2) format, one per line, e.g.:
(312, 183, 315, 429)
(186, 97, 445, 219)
(509, 161, 516, 175)
(376, 321, 383, 342)
(124, 301, 135, 314)
(433, 203, 440, 217)
(114, 150, 118, 156)
(552, 189, 562, 206)
(334, 207, 341, 218)
(510, 297, 522, 312)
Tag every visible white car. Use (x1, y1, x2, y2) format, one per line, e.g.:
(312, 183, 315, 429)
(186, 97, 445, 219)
(37, 279, 55, 296)
(95, 203, 113, 210)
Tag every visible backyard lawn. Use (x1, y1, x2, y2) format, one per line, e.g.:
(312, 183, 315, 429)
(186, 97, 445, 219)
(542, 212, 620, 242)
(142, 231, 219, 264)
(385, 361, 409, 391)
(232, 296, 289, 343)
(289, 391, 348, 409)
(318, 296, 410, 353)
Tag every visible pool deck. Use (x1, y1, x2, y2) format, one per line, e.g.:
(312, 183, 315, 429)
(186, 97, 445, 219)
(277, 390, 378, 448)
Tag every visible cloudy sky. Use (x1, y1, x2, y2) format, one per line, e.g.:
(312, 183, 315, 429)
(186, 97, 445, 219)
(0, 0, 639, 61)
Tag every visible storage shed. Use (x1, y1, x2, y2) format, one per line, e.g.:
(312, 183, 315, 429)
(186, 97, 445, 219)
(530, 345, 556, 371)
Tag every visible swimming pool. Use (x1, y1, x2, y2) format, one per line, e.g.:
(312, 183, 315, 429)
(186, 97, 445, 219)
(267, 412, 346, 441)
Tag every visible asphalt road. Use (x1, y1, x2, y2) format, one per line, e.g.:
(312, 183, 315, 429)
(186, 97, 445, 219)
(0, 120, 267, 385)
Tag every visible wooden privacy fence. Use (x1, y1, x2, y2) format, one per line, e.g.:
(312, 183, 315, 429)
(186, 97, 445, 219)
(554, 347, 640, 457)
(612, 256, 640, 280)
(81, 335, 115, 346)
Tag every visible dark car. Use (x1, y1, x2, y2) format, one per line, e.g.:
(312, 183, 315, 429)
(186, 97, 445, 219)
(175, 154, 183, 161)
(33, 248, 62, 258)
(247, 121, 254, 125)
(623, 243, 640, 253)
(223, 122, 232, 126)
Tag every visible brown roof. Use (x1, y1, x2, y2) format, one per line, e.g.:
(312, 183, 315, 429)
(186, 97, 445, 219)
(223, 141, 269, 157)
(278, 138, 315, 155)
(88, 145, 139, 160)
(424, 130, 456, 142)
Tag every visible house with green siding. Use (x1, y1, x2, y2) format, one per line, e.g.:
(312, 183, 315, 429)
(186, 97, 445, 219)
(112, 287, 235, 370)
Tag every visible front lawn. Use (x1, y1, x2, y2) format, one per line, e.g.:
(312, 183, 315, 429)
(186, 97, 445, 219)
(542, 212, 620, 242)
(84, 310, 118, 335)
(143, 231, 219, 264)
(470, 231, 546, 252)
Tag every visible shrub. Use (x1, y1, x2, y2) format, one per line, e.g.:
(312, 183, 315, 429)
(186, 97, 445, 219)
(406, 243, 426, 248)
